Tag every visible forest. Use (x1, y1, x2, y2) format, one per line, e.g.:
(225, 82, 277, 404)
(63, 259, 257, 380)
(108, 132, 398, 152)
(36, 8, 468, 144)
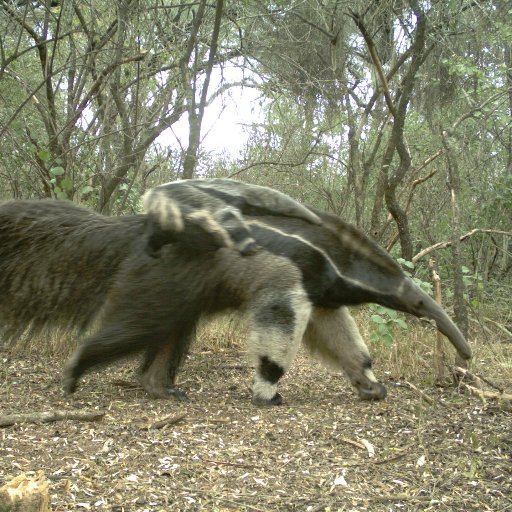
(0, 1, 511, 511)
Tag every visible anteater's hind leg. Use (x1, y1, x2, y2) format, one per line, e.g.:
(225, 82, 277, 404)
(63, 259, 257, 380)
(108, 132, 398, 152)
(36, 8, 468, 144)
(303, 307, 387, 400)
(247, 285, 312, 406)
(62, 251, 206, 398)
(62, 318, 197, 398)
(139, 331, 194, 399)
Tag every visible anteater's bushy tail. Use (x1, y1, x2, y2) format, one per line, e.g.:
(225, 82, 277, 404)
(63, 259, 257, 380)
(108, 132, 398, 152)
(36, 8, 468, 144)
(0, 199, 144, 343)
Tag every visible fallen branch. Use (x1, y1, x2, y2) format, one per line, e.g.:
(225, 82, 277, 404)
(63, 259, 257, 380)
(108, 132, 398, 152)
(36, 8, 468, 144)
(0, 409, 105, 427)
(404, 381, 435, 405)
(340, 437, 367, 450)
(149, 412, 187, 429)
(462, 383, 512, 402)
(453, 366, 504, 393)
(451, 366, 512, 402)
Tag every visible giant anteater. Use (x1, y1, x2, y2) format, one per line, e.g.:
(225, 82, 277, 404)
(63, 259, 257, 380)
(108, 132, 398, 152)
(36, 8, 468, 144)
(61, 181, 472, 405)
(143, 178, 321, 257)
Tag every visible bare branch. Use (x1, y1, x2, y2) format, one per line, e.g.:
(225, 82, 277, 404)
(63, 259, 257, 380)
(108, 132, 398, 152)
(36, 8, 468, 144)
(413, 229, 512, 263)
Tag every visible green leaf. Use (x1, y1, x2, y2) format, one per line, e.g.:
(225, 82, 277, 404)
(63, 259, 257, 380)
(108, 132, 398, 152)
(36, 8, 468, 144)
(50, 166, 65, 176)
(397, 258, 415, 269)
(38, 149, 51, 162)
(381, 333, 394, 346)
(387, 309, 398, 320)
(395, 319, 408, 329)
(371, 315, 386, 324)
(81, 185, 94, 194)
(60, 178, 73, 191)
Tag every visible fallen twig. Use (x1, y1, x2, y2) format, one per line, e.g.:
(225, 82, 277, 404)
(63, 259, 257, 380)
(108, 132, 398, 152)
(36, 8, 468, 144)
(404, 381, 435, 405)
(462, 383, 512, 402)
(206, 459, 256, 469)
(365, 494, 432, 502)
(373, 451, 409, 465)
(149, 412, 187, 429)
(453, 366, 504, 393)
(0, 409, 104, 427)
(110, 379, 141, 390)
(450, 366, 512, 403)
(340, 437, 367, 450)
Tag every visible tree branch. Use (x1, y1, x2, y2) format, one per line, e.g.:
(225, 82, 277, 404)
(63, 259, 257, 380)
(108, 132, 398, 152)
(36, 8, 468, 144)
(413, 229, 512, 263)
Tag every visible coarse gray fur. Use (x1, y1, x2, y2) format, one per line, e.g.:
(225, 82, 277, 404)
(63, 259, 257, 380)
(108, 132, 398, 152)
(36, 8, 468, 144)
(0, 199, 219, 343)
(0, 199, 143, 342)
(1, 191, 471, 405)
(142, 178, 321, 256)
(135, 200, 472, 405)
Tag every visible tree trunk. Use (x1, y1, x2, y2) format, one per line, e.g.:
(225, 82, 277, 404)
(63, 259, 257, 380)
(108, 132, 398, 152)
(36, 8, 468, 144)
(182, 0, 224, 180)
(442, 129, 469, 367)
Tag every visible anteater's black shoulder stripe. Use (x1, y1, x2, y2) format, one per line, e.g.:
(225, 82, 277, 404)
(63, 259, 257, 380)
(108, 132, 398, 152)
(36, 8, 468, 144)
(248, 220, 342, 277)
(247, 220, 386, 307)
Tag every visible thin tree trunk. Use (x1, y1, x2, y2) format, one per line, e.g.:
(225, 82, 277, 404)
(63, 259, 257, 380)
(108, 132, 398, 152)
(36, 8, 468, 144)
(504, 42, 512, 175)
(182, 0, 224, 179)
(442, 128, 469, 367)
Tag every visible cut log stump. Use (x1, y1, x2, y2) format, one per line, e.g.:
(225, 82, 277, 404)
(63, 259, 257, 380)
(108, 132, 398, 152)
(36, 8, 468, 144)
(0, 471, 50, 512)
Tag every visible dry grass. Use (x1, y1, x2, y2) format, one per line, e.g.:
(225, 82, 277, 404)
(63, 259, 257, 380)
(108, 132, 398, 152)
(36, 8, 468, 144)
(11, 308, 511, 391)
(194, 308, 512, 390)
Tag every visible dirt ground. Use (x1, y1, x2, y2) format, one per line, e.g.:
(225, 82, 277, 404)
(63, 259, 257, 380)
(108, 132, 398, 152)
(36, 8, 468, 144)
(1, 348, 511, 512)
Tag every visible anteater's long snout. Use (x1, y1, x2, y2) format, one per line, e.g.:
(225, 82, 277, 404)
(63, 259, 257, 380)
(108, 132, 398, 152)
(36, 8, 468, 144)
(401, 280, 472, 360)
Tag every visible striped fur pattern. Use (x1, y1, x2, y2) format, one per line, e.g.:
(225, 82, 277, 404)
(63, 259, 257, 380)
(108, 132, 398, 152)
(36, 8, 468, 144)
(142, 178, 322, 257)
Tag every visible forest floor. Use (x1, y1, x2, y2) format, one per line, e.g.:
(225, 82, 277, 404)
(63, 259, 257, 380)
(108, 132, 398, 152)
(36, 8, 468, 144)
(1, 343, 511, 512)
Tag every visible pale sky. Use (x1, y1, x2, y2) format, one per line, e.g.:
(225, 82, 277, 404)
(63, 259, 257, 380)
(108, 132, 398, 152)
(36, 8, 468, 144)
(157, 65, 264, 157)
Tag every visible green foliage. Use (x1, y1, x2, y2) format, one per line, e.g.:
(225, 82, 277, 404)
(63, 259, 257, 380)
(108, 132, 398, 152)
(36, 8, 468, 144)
(369, 305, 408, 347)
(461, 266, 484, 308)
(397, 258, 433, 295)
(481, 174, 512, 226)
